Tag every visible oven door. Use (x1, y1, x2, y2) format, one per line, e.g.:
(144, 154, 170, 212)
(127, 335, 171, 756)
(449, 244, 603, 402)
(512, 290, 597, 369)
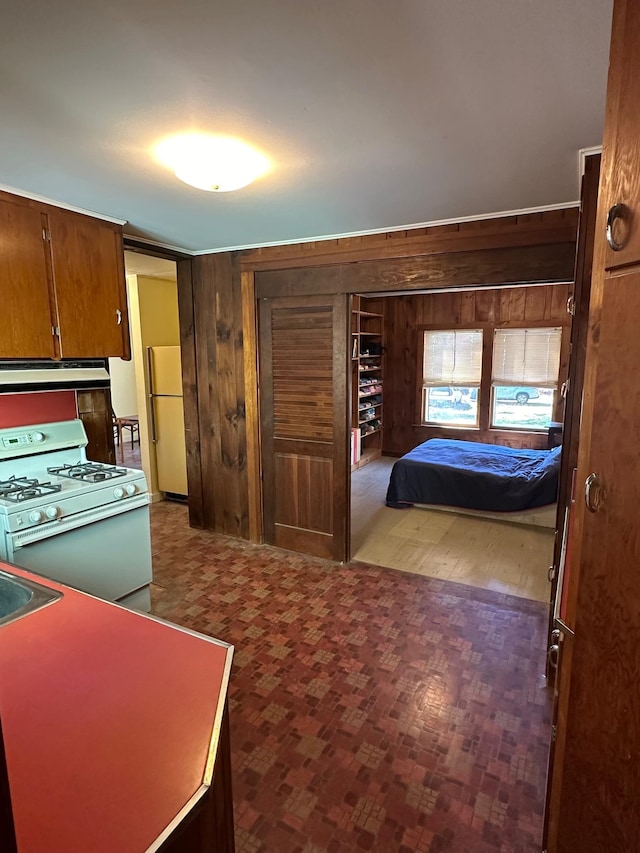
(4, 500, 152, 605)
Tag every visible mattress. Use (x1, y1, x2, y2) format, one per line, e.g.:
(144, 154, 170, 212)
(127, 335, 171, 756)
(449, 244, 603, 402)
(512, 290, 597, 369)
(385, 438, 562, 512)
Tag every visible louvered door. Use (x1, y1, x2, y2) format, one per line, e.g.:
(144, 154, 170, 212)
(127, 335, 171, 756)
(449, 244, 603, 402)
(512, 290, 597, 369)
(259, 294, 350, 561)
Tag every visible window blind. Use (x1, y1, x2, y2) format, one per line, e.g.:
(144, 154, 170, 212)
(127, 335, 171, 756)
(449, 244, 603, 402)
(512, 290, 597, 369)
(422, 330, 483, 386)
(492, 327, 562, 386)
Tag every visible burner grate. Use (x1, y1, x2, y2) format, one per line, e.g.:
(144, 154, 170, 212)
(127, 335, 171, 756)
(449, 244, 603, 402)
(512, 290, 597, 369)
(0, 476, 63, 503)
(47, 463, 129, 483)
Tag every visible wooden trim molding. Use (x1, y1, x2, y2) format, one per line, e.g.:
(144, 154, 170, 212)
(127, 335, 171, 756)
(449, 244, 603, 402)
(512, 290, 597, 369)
(177, 257, 204, 529)
(241, 271, 263, 543)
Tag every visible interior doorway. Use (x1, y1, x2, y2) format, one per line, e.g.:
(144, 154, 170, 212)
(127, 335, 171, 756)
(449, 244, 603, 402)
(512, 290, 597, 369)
(349, 285, 565, 603)
(109, 251, 188, 502)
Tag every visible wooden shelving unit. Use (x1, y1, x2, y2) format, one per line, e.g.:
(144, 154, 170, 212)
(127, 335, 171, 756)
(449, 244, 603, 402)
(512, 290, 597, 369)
(351, 295, 384, 470)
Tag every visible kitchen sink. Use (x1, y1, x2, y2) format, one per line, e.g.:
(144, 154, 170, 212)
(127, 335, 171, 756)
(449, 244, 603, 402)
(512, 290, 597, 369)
(0, 569, 62, 628)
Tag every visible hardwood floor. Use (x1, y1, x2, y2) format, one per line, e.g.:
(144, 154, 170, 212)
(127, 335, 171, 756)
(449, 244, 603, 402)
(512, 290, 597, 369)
(351, 458, 554, 602)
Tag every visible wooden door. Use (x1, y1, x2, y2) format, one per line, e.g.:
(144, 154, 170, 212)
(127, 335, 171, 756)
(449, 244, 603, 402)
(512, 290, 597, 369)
(259, 294, 350, 562)
(546, 153, 600, 653)
(546, 1, 640, 849)
(48, 210, 129, 358)
(0, 196, 56, 358)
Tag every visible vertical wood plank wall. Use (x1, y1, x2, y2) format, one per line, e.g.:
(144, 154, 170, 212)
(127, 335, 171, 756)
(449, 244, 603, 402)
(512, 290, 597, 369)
(183, 208, 578, 540)
(77, 389, 116, 464)
(383, 285, 572, 454)
(183, 254, 249, 538)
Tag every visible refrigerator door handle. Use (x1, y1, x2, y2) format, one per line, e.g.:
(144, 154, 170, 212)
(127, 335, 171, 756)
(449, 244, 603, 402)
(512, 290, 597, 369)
(147, 347, 158, 443)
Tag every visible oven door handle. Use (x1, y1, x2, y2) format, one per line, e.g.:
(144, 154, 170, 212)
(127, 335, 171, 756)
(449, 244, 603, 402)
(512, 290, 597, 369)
(8, 495, 150, 549)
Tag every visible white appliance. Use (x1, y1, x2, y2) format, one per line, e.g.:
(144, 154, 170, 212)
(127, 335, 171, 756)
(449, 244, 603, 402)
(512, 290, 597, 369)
(148, 346, 188, 496)
(0, 419, 153, 611)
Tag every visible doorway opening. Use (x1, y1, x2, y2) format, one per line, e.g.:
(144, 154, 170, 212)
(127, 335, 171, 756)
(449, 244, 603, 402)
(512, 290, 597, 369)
(109, 250, 188, 503)
(349, 286, 565, 604)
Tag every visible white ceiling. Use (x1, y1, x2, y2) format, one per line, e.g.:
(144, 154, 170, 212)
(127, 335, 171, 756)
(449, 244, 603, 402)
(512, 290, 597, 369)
(1, 0, 613, 254)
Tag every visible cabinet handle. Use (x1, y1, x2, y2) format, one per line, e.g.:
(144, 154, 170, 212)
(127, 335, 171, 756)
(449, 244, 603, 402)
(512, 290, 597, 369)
(585, 472, 604, 513)
(116, 309, 122, 325)
(606, 203, 629, 251)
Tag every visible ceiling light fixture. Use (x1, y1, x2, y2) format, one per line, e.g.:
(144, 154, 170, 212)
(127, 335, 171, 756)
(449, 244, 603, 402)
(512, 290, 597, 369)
(154, 133, 270, 192)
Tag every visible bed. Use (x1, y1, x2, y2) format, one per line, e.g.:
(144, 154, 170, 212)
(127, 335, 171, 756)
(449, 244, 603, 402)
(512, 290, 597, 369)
(385, 438, 562, 513)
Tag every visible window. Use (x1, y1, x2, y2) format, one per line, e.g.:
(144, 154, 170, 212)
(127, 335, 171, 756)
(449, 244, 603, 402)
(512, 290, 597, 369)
(491, 327, 562, 430)
(421, 330, 483, 426)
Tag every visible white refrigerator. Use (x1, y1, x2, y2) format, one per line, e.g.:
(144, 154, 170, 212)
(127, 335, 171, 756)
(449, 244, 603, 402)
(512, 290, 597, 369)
(147, 345, 188, 496)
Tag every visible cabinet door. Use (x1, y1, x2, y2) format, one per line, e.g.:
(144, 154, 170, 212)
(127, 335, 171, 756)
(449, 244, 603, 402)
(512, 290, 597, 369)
(546, 1, 640, 849)
(48, 210, 129, 358)
(0, 196, 56, 358)
(601, 0, 640, 269)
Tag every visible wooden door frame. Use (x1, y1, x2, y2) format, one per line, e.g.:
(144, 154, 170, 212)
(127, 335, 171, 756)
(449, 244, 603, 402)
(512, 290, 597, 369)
(122, 240, 205, 528)
(242, 215, 579, 549)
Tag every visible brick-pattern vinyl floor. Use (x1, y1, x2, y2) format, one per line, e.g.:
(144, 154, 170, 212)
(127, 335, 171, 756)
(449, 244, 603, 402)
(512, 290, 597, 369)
(150, 502, 551, 853)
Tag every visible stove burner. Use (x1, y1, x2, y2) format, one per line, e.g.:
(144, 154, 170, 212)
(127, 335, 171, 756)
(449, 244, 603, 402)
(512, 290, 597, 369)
(47, 463, 129, 483)
(0, 476, 63, 503)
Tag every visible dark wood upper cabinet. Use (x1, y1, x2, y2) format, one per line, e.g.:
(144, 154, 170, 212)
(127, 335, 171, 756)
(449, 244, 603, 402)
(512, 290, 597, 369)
(48, 208, 129, 359)
(0, 190, 130, 360)
(0, 196, 56, 359)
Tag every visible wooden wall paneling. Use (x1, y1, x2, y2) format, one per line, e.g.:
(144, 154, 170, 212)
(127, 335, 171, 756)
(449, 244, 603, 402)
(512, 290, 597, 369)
(496, 288, 511, 323)
(256, 243, 576, 299)
(548, 282, 567, 319)
(383, 296, 419, 454)
(188, 210, 579, 544)
(242, 209, 578, 272)
(241, 271, 262, 543)
(332, 295, 350, 557)
(193, 256, 220, 533)
(460, 291, 476, 324)
(382, 285, 573, 456)
(193, 254, 248, 539)
(432, 291, 458, 326)
(479, 329, 493, 432)
(77, 389, 115, 464)
(507, 287, 526, 321)
(230, 253, 249, 539)
(523, 285, 548, 321)
(474, 290, 496, 323)
(258, 301, 276, 545)
(177, 257, 204, 529)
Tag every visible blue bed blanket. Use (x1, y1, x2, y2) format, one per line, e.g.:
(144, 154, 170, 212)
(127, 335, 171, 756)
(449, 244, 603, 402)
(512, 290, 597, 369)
(385, 438, 562, 512)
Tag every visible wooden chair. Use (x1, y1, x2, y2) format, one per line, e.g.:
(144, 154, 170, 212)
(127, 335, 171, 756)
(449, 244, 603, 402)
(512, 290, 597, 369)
(112, 411, 140, 462)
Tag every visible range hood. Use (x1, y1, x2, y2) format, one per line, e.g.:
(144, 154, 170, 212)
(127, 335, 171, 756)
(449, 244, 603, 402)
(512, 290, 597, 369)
(0, 360, 110, 393)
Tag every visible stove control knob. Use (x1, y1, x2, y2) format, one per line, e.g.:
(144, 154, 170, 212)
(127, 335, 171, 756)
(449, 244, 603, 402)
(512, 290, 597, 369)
(29, 510, 44, 524)
(125, 483, 137, 496)
(45, 505, 59, 519)
(113, 487, 126, 499)
(31, 432, 45, 443)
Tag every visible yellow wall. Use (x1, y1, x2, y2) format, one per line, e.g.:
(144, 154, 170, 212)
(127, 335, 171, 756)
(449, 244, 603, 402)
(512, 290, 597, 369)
(127, 274, 181, 498)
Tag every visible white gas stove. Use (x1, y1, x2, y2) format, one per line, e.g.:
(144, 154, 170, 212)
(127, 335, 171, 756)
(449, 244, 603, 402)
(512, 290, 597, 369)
(0, 419, 153, 610)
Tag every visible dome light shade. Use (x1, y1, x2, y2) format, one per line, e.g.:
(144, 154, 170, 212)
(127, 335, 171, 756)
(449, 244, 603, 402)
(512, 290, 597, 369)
(154, 133, 270, 192)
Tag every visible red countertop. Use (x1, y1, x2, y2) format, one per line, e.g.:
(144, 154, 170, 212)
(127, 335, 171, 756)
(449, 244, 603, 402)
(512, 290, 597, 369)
(0, 563, 233, 853)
